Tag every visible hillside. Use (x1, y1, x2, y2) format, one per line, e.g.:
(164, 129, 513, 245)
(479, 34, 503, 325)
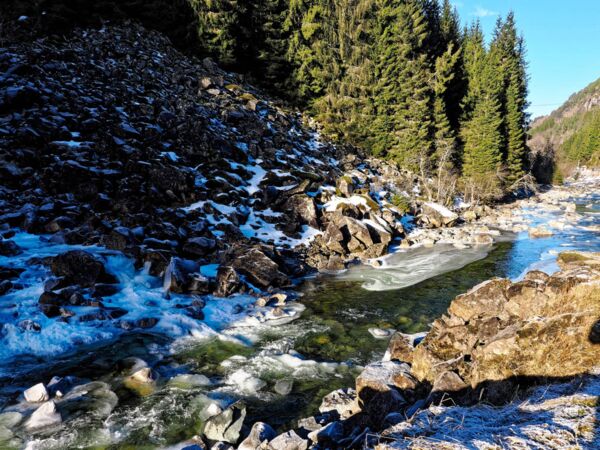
(529, 77, 600, 180)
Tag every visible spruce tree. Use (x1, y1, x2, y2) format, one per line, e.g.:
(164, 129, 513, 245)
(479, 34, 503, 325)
(191, 0, 248, 67)
(371, 0, 433, 172)
(286, 0, 338, 102)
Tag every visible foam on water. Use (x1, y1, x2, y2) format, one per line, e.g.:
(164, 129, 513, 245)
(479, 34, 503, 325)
(338, 244, 492, 291)
(0, 232, 257, 373)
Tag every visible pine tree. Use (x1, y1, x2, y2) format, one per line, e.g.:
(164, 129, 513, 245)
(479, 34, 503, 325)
(313, 0, 377, 145)
(286, 0, 338, 102)
(191, 0, 248, 68)
(247, 0, 291, 95)
(460, 22, 504, 201)
(371, 0, 433, 171)
(505, 66, 527, 184)
(491, 13, 529, 185)
(432, 42, 461, 201)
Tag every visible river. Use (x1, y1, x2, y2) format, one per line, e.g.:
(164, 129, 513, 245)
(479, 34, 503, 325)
(1, 182, 599, 449)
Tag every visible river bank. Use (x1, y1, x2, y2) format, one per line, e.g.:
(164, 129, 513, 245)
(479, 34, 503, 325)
(0, 174, 597, 449)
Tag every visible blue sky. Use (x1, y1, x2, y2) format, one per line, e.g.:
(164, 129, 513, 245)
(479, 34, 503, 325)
(451, 0, 600, 119)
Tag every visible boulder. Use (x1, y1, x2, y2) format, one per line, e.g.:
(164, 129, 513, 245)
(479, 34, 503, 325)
(231, 248, 289, 289)
(48, 250, 116, 287)
(24, 383, 49, 403)
(410, 254, 600, 402)
(203, 401, 246, 444)
(268, 430, 308, 450)
(421, 202, 459, 228)
(529, 226, 553, 238)
(284, 195, 319, 229)
(238, 422, 276, 450)
(336, 176, 354, 197)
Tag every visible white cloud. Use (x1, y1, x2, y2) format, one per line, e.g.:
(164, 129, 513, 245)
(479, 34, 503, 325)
(472, 6, 498, 17)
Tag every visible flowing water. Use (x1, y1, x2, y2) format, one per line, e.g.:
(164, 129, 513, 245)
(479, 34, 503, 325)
(1, 185, 600, 449)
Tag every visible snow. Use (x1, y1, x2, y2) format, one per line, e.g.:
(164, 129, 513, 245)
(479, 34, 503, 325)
(160, 151, 179, 162)
(424, 202, 456, 218)
(324, 195, 373, 213)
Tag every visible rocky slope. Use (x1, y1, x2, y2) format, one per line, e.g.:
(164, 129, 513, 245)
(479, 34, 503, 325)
(0, 22, 438, 304)
(529, 77, 600, 181)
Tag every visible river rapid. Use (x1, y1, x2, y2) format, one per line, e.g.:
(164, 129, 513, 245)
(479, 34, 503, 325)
(1, 179, 599, 449)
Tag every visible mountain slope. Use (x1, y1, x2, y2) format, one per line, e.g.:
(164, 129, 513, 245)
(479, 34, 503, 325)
(529, 77, 600, 180)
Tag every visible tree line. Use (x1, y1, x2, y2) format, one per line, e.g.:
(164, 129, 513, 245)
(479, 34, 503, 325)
(190, 0, 531, 203)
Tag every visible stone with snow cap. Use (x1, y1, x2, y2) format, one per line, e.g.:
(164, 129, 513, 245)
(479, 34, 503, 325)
(25, 401, 62, 430)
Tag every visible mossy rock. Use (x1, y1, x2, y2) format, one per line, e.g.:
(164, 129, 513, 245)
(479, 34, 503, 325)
(239, 92, 257, 102)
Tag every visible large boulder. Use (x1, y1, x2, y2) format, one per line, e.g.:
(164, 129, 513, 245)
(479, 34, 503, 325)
(203, 401, 246, 444)
(420, 202, 459, 228)
(48, 250, 116, 287)
(410, 252, 600, 402)
(230, 248, 289, 289)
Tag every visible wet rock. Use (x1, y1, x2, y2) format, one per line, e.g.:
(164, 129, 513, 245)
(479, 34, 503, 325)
(25, 401, 62, 430)
(231, 248, 289, 289)
(268, 430, 308, 450)
(163, 257, 192, 294)
(319, 388, 359, 419)
(238, 422, 276, 450)
(0, 239, 22, 256)
(528, 226, 553, 238)
(203, 401, 247, 444)
(48, 250, 116, 287)
(274, 379, 294, 396)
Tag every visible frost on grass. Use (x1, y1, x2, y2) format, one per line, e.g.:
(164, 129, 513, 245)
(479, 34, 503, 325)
(376, 374, 600, 449)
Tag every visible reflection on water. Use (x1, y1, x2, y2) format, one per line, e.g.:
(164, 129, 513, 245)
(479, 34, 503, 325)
(3, 191, 600, 448)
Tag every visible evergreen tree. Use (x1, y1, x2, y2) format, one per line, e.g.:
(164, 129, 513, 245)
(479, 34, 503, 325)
(248, 0, 291, 95)
(371, 0, 433, 172)
(313, 0, 377, 145)
(191, 0, 248, 67)
(286, 0, 338, 102)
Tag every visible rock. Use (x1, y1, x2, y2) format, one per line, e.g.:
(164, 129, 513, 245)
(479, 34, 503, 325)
(163, 257, 193, 293)
(308, 421, 344, 445)
(462, 210, 477, 222)
(184, 237, 217, 257)
(238, 422, 276, 450)
(268, 430, 308, 450)
(319, 388, 359, 419)
(23, 383, 49, 403)
(274, 379, 294, 396)
(0, 239, 22, 256)
(169, 374, 211, 389)
(231, 248, 289, 289)
(384, 332, 415, 363)
(203, 401, 246, 444)
(336, 176, 354, 197)
(214, 266, 242, 297)
(356, 361, 417, 423)
(410, 255, 600, 403)
(528, 226, 553, 238)
(421, 202, 459, 228)
(25, 401, 62, 430)
(48, 250, 116, 287)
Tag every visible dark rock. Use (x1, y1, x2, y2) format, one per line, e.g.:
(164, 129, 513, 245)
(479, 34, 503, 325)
(214, 266, 242, 297)
(0, 239, 22, 256)
(230, 248, 289, 289)
(183, 237, 216, 257)
(48, 250, 116, 287)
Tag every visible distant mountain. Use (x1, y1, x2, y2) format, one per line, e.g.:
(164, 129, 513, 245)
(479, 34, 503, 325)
(529, 78, 600, 181)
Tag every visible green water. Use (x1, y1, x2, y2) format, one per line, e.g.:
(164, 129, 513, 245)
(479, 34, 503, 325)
(3, 191, 600, 448)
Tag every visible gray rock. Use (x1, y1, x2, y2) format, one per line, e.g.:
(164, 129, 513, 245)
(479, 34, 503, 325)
(238, 421, 276, 450)
(268, 430, 308, 450)
(203, 401, 246, 444)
